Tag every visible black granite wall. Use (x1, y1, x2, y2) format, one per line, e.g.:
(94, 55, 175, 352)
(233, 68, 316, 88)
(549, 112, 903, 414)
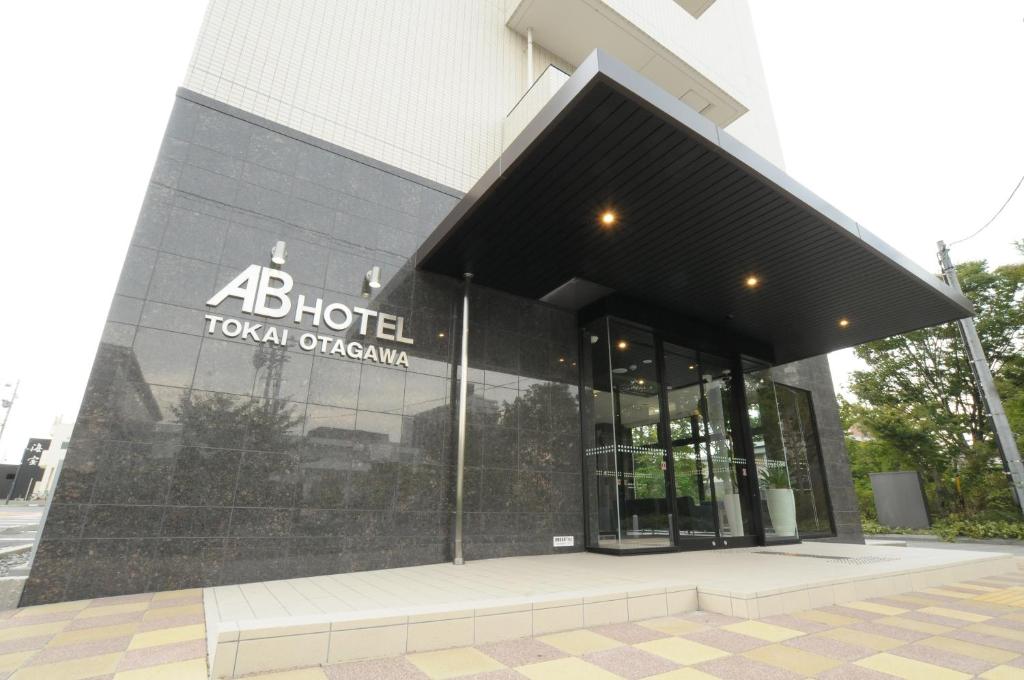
(770, 356, 864, 543)
(22, 91, 583, 605)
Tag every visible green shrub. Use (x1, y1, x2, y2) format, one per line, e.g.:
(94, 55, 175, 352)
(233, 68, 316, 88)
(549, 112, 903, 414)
(860, 519, 927, 535)
(931, 516, 1024, 542)
(859, 515, 1024, 541)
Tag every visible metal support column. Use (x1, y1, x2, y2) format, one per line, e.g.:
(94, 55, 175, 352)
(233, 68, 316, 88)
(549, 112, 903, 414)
(938, 240, 1024, 515)
(453, 273, 473, 565)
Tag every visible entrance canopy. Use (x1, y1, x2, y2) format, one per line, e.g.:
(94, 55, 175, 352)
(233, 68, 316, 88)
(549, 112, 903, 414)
(415, 50, 972, 364)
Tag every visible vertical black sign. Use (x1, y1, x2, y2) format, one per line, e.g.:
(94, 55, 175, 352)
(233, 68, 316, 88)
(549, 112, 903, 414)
(7, 438, 49, 500)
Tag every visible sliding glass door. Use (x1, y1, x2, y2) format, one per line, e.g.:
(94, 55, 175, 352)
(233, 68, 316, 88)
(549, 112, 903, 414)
(663, 343, 754, 547)
(581, 317, 758, 552)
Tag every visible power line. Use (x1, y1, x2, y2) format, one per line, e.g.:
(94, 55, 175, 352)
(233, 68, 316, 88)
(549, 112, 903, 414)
(949, 172, 1024, 245)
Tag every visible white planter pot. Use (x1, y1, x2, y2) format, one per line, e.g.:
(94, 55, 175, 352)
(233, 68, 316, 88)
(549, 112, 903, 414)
(723, 493, 744, 536)
(766, 488, 797, 537)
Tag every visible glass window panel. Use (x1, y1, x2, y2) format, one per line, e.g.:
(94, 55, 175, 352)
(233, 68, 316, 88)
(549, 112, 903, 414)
(699, 353, 754, 539)
(581, 319, 670, 550)
(663, 345, 716, 539)
(775, 383, 833, 536)
(745, 371, 822, 541)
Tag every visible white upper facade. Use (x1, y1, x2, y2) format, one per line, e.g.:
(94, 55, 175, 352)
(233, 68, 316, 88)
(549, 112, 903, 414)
(185, 0, 784, 192)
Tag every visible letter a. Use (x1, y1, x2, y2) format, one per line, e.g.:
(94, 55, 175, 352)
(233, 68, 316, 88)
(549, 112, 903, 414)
(207, 264, 261, 313)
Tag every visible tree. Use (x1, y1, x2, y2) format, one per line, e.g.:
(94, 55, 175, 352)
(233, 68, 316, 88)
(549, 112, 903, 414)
(844, 246, 1024, 519)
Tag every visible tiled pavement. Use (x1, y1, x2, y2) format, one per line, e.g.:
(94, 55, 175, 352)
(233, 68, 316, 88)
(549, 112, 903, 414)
(0, 588, 206, 679)
(245, 571, 1024, 680)
(1, 573, 1023, 679)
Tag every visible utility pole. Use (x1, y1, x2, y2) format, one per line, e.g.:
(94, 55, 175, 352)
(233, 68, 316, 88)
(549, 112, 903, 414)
(1, 381, 22, 505)
(937, 241, 1024, 516)
(0, 380, 19, 451)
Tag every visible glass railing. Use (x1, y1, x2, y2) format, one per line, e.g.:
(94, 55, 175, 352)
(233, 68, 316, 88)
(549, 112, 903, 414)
(503, 64, 570, 151)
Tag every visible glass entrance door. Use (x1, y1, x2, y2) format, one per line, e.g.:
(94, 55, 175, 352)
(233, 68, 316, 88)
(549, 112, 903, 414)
(662, 344, 755, 546)
(581, 318, 759, 552)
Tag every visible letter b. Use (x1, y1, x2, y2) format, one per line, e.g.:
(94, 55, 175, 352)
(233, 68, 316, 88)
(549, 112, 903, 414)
(254, 267, 293, 318)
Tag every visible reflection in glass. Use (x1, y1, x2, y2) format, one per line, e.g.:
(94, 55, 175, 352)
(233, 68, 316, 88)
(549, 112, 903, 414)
(582, 320, 670, 550)
(701, 353, 753, 538)
(745, 371, 800, 541)
(663, 346, 753, 540)
(770, 382, 832, 536)
(663, 346, 715, 538)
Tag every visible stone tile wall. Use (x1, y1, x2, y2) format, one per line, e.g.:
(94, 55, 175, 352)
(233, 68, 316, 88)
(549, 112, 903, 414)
(22, 91, 583, 605)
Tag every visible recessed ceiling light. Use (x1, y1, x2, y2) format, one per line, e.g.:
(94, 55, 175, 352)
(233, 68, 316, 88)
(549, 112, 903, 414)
(746, 275, 759, 288)
(600, 210, 616, 226)
(688, 364, 695, 370)
(839, 318, 850, 328)
(616, 340, 628, 350)
(437, 332, 445, 338)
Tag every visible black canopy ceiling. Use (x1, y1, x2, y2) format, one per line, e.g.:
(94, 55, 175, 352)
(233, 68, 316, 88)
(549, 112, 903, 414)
(415, 49, 971, 364)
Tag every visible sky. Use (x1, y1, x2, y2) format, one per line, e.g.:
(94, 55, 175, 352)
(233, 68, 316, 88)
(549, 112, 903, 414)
(0, 1, 1022, 463)
(749, 1, 1024, 398)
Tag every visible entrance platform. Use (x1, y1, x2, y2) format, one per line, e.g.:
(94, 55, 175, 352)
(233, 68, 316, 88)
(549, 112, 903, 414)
(203, 542, 1018, 677)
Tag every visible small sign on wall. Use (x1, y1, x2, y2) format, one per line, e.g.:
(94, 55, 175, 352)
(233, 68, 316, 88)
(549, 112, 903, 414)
(553, 536, 574, 548)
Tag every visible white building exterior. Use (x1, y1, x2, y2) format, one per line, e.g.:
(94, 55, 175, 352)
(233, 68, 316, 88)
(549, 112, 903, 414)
(36, 417, 73, 498)
(184, 0, 785, 193)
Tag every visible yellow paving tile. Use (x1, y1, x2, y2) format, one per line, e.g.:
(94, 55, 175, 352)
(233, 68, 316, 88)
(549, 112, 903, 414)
(516, 657, 625, 680)
(841, 600, 908, 616)
(876, 616, 953, 635)
(240, 670, 328, 680)
(127, 623, 206, 650)
(965, 622, 1024, 642)
(12, 600, 90, 617)
(815, 627, 903, 651)
(721, 620, 804, 642)
(152, 588, 203, 602)
(75, 602, 150, 619)
(745, 643, 843, 675)
(639, 616, 705, 636)
(538, 629, 622, 655)
(951, 583, 1000, 592)
(0, 651, 35, 673)
(921, 588, 974, 599)
(141, 604, 204, 621)
(0, 620, 69, 642)
(408, 647, 507, 679)
(792, 609, 860, 627)
(635, 637, 730, 665)
(239, 671, 328, 680)
(976, 589, 1024, 607)
(885, 594, 949, 607)
(642, 670, 719, 680)
(47, 622, 139, 647)
(9, 652, 122, 680)
(855, 652, 971, 680)
(915, 635, 1017, 664)
(112, 657, 208, 680)
(919, 606, 991, 623)
(980, 665, 1024, 679)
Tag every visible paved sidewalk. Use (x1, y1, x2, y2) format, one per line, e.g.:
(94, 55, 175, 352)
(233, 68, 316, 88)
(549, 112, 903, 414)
(251, 571, 1024, 680)
(0, 563, 1021, 678)
(0, 588, 206, 679)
